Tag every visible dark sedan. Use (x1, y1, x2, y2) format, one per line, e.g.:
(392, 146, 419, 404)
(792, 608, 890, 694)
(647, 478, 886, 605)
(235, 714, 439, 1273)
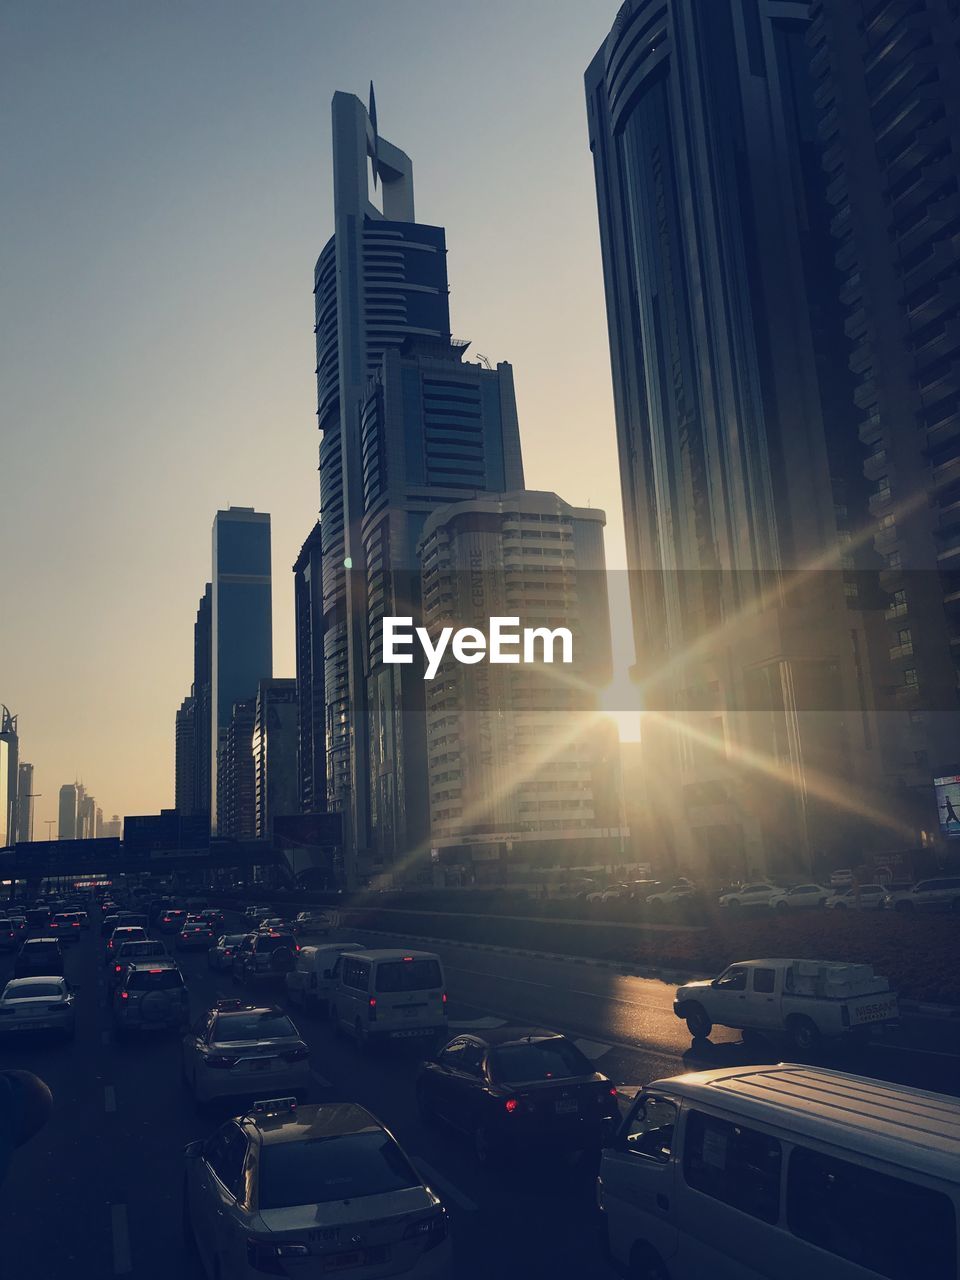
(416, 1027, 619, 1167)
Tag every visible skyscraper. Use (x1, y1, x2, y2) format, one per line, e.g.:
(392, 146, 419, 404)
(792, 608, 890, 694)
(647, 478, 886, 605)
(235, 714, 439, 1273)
(193, 584, 213, 816)
(585, 0, 897, 874)
(417, 491, 618, 871)
(0, 707, 17, 849)
(253, 678, 299, 839)
(293, 524, 326, 815)
(175, 695, 197, 813)
(58, 782, 78, 841)
(16, 761, 34, 843)
(806, 0, 960, 835)
(211, 508, 272, 830)
(314, 87, 522, 882)
(218, 698, 257, 841)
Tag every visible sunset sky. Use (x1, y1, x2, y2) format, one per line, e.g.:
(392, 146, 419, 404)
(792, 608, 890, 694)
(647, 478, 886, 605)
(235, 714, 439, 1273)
(1, 0, 637, 837)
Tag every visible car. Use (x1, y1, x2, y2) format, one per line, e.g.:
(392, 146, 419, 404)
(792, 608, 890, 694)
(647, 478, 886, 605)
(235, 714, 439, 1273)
(330, 950, 448, 1048)
(108, 939, 169, 988)
(646, 879, 699, 907)
(884, 875, 960, 913)
(183, 1096, 452, 1278)
(7, 914, 28, 941)
(100, 912, 123, 938)
(825, 883, 886, 911)
(74, 910, 90, 931)
(416, 1028, 619, 1167)
(207, 933, 248, 971)
(285, 942, 364, 1015)
(829, 868, 855, 888)
(49, 912, 83, 944)
(232, 931, 299, 985)
(256, 916, 291, 934)
(196, 908, 225, 932)
(112, 961, 189, 1038)
(767, 884, 829, 911)
(181, 1001, 311, 1106)
(177, 923, 215, 951)
(717, 882, 781, 909)
(291, 909, 337, 937)
(0, 976, 76, 1040)
(104, 925, 148, 962)
(0, 918, 18, 951)
(14, 937, 65, 979)
(159, 908, 189, 934)
(24, 907, 51, 931)
(242, 905, 273, 924)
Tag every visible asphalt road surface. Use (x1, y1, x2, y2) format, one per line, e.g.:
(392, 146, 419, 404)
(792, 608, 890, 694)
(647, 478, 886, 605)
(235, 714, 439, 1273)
(1, 912, 957, 1279)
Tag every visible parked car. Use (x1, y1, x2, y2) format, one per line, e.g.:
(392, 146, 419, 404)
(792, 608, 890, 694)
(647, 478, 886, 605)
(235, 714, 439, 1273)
(884, 875, 960, 913)
(717, 882, 781, 910)
(825, 884, 886, 911)
(829, 868, 854, 888)
(767, 884, 829, 911)
(674, 958, 898, 1051)
(646, 879, 698, 907)
(416, 1027, 619, 1166)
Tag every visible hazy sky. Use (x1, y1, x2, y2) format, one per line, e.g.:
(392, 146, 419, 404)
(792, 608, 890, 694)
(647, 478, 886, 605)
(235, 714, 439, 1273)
(1, 0, 635, 837)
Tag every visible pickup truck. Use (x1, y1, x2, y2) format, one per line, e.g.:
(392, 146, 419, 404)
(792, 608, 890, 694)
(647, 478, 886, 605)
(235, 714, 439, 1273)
(674, 957, 899, 1051)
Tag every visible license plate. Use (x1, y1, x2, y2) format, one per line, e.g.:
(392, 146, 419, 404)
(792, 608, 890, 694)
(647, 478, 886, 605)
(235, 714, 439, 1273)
(854, 1000, 896, 1024)
(393, 1028, 432, 1038)
(323, 1246, 388, 1271)
(555, 1098, 578, 1115)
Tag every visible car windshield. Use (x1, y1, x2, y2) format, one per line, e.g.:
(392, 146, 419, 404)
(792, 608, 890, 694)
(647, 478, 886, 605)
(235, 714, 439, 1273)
(127, 970, 182, 991)
(26, 942, 58, 954)
(222, 935, 246, 946)
(375, 959, 442, 992)
(257, 1132, 419, 1210)
(257, 934, 295, 953)
(489, 1038, 593, 1084)
(214, 1012, 296, 1041)
(5, 982, 62, 999)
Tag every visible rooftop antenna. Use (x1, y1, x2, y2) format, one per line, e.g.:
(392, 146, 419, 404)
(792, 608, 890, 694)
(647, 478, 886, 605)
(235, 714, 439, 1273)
(476, 353, 492, 370)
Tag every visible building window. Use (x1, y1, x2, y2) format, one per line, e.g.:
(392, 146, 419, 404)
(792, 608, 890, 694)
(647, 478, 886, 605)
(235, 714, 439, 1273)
(903, 668, 919, 687)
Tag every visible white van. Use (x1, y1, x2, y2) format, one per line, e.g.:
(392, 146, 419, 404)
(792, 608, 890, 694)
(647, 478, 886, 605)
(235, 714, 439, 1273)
(330, 949, 448, 1048)
(285, 941, 364, 1015)
(598, 1063, 959, 1280)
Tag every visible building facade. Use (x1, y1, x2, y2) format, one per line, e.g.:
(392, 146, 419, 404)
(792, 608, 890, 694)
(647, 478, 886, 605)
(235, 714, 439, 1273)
(253, 678, 299, 839)
(417, 490, 619, 874)
(315, 88, 454, 883)
(585, 0, 902, 876)
(58, 783, 78, 841)
(807, 0, 960, 840)
(211, 508, 272, 830)
(193, 584, 212, 816)
(218, 699, 257, 842)
(16, 761, 34, 843)
(293, 524, 326, 815)
(175, 695, 197, 813)
(0, 707, 17, 849)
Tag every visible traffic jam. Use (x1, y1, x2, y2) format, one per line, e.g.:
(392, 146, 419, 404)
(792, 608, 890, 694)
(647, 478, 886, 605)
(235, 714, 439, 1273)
(0, 889, 958, 1279)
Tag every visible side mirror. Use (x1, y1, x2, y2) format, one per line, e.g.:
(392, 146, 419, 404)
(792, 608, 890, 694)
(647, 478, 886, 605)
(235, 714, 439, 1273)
(184, 1140, 204, 1159)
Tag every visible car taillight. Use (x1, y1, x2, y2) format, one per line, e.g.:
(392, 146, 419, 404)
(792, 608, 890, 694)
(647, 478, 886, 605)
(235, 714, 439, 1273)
(246, 1239, 308, 1274)
(402, 1207, 448, 1249)
(368, 996, 377, 1021)
(205, 1054, 237, 1069)
(120, 992, 129, 1001)
(281, 1045, 308, 1063)
(441, 991, 448, 1014)
(504, 1097, 520, 1114)
(114, 965, 122, 973)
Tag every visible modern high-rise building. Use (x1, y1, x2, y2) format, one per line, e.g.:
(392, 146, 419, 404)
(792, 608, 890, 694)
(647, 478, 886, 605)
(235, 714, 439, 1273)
(76, 784, 96, 840)
(253, 678, 299, 839)
(293, 524, 326, 815)
(417, 491, 619, 872)
(314, 89, 526, 882)
(806, 0, 960, 838)
(211, 508, 272, 830)
(175, 695, 197, 813)
(218, 699, 257, 841)
(0, 706, 17, 848)
(100, 814, 122, 840)
(58, 782, 78, 841)
(16, 761, 34, 843)
(193, 584, 213, 816)
(585, 0, 900, 875)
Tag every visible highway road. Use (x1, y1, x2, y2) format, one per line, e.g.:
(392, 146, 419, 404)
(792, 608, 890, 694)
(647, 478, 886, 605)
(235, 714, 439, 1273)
(1, 911, 957, 1279)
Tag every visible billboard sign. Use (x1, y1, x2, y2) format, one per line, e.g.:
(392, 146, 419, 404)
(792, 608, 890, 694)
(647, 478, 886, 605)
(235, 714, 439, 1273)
(934, 775, 960, 836)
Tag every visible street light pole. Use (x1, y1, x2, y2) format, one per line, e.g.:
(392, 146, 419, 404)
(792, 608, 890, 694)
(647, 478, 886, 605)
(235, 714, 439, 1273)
(45, 820, 55, 840)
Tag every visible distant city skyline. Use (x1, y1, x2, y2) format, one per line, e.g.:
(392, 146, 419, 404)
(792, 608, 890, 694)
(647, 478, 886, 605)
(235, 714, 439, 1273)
(0, 1, 632, 839)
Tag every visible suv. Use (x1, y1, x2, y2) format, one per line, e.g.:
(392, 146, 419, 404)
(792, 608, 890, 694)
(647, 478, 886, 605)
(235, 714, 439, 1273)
(885, 876, 960, 913)
(232, 931, 299, 984)
(14, 937, 65, 979)
(112, 961, 189, 1038)
(108, 939, 169, 988)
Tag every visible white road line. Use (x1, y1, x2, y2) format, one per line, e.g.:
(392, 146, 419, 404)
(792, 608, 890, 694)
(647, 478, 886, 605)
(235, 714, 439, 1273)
(412, 1158, 478, 1213)
(574, 1038, 614, 1060)
(110, 1203, 132, 1274)
(104, 1085, 117, 1112)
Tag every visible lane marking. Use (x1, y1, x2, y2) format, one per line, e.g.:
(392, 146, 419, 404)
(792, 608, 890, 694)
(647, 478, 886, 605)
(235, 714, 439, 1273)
(110, 1203, 132, 1274)
(412, 1158, 478, 1213)
(104, 1085, 117, 1112)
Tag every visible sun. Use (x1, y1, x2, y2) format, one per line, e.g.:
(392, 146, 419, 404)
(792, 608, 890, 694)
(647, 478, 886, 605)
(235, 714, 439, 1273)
(598, 675, 644, 742)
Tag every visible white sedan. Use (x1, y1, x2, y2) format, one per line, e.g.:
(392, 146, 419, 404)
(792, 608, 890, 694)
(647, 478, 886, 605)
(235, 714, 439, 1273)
(717, 883, 781, 909)
(646, 879, 698, 906)
(0, 976, 76, 1040)
(768, 884, 829, 911)
(825, 884, 886, 911)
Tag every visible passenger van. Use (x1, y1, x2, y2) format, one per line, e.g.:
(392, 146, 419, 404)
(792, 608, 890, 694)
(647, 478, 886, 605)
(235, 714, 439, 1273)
(598, 1063, 959, 1280)
(285, 941, 364, 1015)
(330, 949, 448, 1048)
